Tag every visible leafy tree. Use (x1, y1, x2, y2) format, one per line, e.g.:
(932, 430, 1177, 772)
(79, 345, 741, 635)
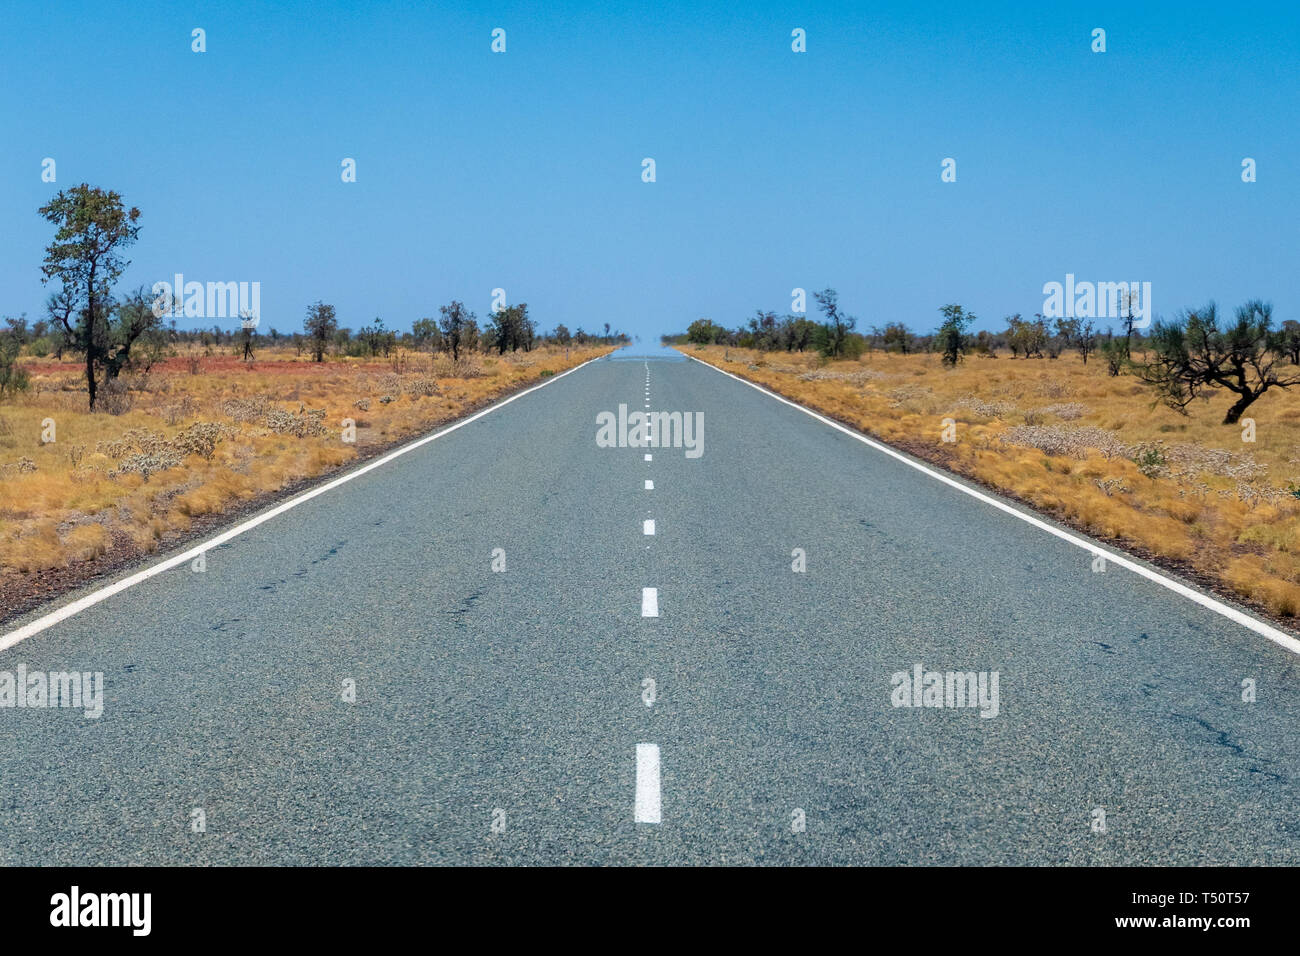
(746, 310, 780, 350)
(460, 315, 480, 354)
(304, 301, 338, 362)
(357, 317, 395, 357)
(1277, 319, 1300, 364)
(0, 325, 30, 396)
(38, 185, 145, 409)
(490, 307, 510, 354)
(438, 300, 474, 361)
(1054, 317, 1080, 350)
(1138, 300, 1300, 424)
(686, 318, 725, 344)
(936, 304, 974, 367)
(103, 286, 171, 376)
(412, 316, 442, 355)
(1005, 314, 1046, 358)
(973, 329, 997, 355)
(137, 313, 177, 370)
(332, 326, 352, 355)
(489, 303, 531, 353)
(1075, 319, 1097, 365)
(782, 315, 816, 352)
(881, 322, 912, 354)
(3, 316, 30, 345)
(553, 323, 571, 346)
(1099, 334, 1125, 376)
(813, 288, 856, 358)
(520, 306, 536, 351)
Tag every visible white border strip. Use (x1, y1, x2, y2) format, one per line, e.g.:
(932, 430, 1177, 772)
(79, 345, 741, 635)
(0, 355, 604, 653)
(686, 353, 1300, 657)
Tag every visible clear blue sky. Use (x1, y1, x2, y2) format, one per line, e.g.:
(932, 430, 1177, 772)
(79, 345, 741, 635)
(2, 0, 1296, 339)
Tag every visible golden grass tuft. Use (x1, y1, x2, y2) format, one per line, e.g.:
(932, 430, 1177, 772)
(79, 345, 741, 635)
(65, 523, 110, 562)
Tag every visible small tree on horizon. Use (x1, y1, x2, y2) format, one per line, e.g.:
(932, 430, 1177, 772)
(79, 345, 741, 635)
(304, 301, 337, 362)
(881, 322, 911, 354)
(439, 300, 474, 361)
(412, 316, 442, 357)
(813, 288, 856, 358)
(936, 304, 974, 367)
(1076, 319, 1097, 365)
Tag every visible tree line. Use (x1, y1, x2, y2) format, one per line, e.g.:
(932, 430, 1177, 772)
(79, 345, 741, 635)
(665, 288, 1300, 426)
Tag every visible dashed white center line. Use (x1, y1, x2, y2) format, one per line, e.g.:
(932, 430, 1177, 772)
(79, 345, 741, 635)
(636, 370, 661, 825)
(635, 744, 661, 824)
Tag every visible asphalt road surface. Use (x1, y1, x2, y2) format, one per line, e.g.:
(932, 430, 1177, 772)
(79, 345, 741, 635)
(2, 348, 1298, 865)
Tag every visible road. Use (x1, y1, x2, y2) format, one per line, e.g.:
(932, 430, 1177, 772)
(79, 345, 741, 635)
(1, 348, 1298, 865)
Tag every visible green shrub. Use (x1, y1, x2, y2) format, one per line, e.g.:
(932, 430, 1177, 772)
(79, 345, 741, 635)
(0, 333, 29, 397)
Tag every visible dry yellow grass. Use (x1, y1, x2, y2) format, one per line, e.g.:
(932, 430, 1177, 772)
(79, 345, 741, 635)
(681, 344, 1300, 621)
(0, 344, 609, 592)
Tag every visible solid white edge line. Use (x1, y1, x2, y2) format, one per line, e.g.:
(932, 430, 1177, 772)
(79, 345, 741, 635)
(635, 743, 661, 824)
(685, 353, 1300, 658)
(0, 354, 606, 653)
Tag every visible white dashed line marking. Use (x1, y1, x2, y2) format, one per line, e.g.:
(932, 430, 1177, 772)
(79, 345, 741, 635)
(635, 744, 661, 824)
(637, 368, 661, 825)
